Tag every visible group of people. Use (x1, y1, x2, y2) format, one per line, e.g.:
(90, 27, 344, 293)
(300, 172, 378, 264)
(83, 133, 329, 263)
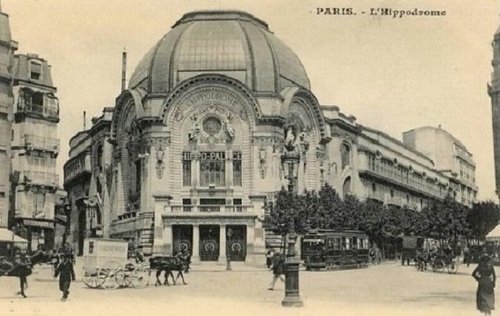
(368, 244, 382, 265)
(1, 243, 76, 301)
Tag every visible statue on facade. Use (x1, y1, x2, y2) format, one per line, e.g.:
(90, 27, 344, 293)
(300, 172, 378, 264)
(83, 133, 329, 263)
(223, 121, 235, 141)
(188, 115, 201, 143)
(284, 126, 296, 152)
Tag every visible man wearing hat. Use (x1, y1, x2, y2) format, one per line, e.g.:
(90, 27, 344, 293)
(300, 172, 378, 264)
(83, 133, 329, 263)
(54, 254, 76, 301)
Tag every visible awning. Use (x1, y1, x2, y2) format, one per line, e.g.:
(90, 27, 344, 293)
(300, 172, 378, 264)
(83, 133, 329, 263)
(486, 225, 500, 241)
(0, 228, 15, 242)
(13, 235, 27, 243)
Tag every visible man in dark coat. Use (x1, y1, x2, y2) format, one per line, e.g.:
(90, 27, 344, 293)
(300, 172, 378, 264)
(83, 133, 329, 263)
(267, 253, 285, 290)
(54, 254, 76, 301)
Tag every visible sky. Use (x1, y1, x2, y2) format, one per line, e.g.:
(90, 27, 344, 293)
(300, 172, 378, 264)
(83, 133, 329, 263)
(2, 0, 500, 200)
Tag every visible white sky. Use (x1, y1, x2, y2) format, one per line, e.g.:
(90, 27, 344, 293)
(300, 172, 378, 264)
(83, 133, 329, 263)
(2, 0, 499, 200)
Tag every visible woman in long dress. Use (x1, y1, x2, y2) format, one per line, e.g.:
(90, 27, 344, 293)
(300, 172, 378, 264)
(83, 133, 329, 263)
(472, 254, 496, 315)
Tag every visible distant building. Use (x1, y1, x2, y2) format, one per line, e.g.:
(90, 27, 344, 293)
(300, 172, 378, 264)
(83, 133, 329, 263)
(403, 126, 477, 206)
(64, 10, 477, 263)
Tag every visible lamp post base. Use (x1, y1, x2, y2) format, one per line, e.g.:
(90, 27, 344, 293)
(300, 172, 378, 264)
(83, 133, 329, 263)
(281, 296, 304, 307)
(282, 258, 303, 308)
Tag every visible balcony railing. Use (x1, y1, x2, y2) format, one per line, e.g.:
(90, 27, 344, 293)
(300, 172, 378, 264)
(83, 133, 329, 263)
(25, 134, 60, 155)
(171, 205, 250, 213)
(64, 152, 92, 184)
(360, 164, 448, 199)
(24, 171, 59, 187)
(367, 191, 385, 202)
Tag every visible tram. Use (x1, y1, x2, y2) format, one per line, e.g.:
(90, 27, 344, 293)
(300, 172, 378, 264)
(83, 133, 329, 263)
(300, 229, 370, 270)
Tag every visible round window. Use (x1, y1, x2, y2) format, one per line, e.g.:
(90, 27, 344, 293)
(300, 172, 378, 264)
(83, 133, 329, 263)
(203, 117, 222, 136)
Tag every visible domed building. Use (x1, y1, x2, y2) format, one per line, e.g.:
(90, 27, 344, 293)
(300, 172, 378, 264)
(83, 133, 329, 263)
(64, 10, 476, 262)
(112, 10, 327, 263)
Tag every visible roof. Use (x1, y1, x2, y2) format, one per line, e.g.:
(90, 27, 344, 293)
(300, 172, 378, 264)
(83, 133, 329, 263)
(128, 10, 310, 94)
(486, 224, 500, 241)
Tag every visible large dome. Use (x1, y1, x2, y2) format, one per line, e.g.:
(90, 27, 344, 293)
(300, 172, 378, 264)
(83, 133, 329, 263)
(129, 10, 310, 94)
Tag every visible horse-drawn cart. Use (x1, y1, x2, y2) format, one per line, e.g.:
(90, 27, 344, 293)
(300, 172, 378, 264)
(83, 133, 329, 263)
(82, 238, 150, 290)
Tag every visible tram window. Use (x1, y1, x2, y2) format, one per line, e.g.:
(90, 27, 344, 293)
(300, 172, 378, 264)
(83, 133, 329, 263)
(333, 238, 340, 250)
(345, 238, 351, 250)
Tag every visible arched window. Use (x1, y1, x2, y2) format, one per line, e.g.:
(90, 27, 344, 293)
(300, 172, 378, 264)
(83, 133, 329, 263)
(343, 177, 352, 198)
(96, 144, 104, 173)
(341, 143, 351, 170)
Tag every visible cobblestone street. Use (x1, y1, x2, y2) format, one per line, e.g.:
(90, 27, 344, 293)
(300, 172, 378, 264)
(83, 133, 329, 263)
(0, 260, 488, 315)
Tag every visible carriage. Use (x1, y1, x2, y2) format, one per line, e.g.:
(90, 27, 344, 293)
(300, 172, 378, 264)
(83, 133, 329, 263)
(301, 229, 370, 270)
(400, 236, 424, 265)
(82, 238, 151, 290)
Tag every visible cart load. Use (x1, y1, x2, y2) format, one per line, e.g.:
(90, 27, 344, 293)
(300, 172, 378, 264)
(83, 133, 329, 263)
(82, 238, 150, 290)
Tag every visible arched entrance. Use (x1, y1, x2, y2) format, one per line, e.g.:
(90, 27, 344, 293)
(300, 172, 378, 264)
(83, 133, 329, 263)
(200, 225, 219, 261)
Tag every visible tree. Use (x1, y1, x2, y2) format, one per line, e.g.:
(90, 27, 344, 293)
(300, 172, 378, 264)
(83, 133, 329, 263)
(263, 188, 309, 251)
(422, 196, 470, 242)
(467, 201, 500, 240)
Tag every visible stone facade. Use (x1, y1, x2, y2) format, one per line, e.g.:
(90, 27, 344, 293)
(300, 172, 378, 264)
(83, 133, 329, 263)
(10, 53, 63, 251)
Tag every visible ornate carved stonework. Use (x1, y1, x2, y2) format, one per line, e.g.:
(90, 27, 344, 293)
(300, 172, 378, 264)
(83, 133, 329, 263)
(167, 85, 253, 125)
(259, 147, 267, 179)
(186, 106, 237, 150)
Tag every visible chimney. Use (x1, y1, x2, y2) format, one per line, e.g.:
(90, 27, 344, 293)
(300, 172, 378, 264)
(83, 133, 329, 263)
(83, 111, 86, 130)
(121, 48, 127, 92)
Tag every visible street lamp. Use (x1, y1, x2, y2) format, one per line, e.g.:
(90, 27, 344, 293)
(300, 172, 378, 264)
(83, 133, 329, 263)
(280, 150, 303, 308)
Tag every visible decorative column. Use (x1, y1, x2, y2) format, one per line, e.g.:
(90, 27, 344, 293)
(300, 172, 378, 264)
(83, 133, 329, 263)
(192, 224, 200, 264)
(152, 193, 171, 255)
(249, 195, 266, 265)
(219, 224, 227, 264)
(164, 224, 173, 256)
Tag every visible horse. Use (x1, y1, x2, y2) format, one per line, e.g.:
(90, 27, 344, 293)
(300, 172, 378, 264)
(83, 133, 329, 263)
(149, 256, 189, 286)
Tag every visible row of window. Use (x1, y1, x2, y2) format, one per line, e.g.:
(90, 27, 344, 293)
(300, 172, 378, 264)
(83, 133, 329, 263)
(183, 151, 242, 187)
(367, 155, 446, 197)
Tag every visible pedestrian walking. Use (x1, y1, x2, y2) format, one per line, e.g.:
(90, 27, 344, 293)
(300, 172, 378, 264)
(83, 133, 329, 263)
(464, 244, 471, 267)
(14, 248, 31, 298)
(266, 249, 275, 269)
(267, 253, 285, 290)
(54, 254, 76, 302)
(472, 253, 496, 315)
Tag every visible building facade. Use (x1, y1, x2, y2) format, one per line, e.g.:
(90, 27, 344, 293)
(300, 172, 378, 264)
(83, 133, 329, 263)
(403, 126, 477, 206)
(64, 108, 113, 255)
(10, 53, 64, 251)
(64, 11, 477, 263)
(0, 5, 17, 229)
(0, 4, 66, 249)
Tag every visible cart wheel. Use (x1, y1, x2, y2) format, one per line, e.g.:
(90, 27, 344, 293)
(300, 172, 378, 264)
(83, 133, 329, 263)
(115, 269, 129, 288)
(98, 263, 121, 290)
(82, 268, 102, 288)
(447, 259, 459, 274)
(131, 268, 150, 289)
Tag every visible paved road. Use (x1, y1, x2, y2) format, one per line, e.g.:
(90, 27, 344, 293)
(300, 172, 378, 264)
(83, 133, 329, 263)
(0, 261, 490, 316)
